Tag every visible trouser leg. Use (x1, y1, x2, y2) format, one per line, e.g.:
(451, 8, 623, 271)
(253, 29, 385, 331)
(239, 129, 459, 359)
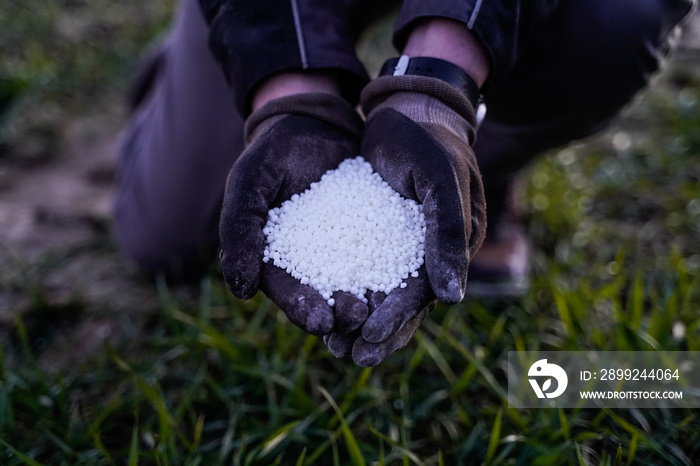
(113, 0, 244, 278)
(466, 0, 694, 294)
(474, 0, 696, 212)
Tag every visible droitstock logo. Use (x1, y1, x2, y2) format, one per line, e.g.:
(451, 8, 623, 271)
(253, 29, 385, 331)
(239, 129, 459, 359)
(528, 359, 568, 399)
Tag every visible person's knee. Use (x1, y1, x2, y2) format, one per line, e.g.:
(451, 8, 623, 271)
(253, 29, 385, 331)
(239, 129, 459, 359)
(113, 173, 218, 280)
(113, 192, 218, 281)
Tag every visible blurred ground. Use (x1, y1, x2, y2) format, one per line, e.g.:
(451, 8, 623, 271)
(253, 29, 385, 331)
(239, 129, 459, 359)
(0, 1, 176, 369)
(0, 6, 699, 369)
(0, 105, 162, 368)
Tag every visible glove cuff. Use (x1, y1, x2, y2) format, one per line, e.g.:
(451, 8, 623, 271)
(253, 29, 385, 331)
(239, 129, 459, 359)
(362, 75, 476, 123)
(245, 93, 364, 144)
(361, 75, 478, 145)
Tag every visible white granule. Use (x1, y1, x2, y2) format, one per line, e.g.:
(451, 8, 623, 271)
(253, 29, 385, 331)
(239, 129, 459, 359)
(262, 156, 426, 306)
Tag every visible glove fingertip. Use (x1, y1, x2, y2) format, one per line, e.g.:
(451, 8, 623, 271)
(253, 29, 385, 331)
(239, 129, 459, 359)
(354, 355, 383, 368)
(298, 301, 335, 336)
(221, 252, 261, 300)
(325, 332, 355, 359)
(352, 340, 386, 367)
(426, 261, 467, 305)
(260, 262, 334, 335)
(332, 292, 369, 333)
(433, 281, 465, 304)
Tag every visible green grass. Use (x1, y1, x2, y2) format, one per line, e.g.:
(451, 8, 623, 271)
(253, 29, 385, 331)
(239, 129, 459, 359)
(2, 1, 700, 464)
(2, 254, 699, 465)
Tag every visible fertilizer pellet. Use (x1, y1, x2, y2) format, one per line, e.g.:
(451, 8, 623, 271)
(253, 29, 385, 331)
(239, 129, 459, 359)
(263, 156, 426, 305)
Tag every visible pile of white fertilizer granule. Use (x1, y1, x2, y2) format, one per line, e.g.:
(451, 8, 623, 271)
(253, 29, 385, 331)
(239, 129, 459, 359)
(262, 156, 426, 306)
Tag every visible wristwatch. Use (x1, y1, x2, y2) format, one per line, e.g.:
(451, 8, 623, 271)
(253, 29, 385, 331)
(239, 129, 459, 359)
(379, 55, 484, 110)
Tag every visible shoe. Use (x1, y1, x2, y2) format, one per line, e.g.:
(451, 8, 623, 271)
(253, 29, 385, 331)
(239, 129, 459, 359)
(466, 216, 531, 297)
(466, 176, 531, 297)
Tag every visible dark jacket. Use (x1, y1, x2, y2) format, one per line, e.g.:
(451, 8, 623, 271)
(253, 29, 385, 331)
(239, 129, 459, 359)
(197, 0, 562, 115)
(198, 0, 696, 116)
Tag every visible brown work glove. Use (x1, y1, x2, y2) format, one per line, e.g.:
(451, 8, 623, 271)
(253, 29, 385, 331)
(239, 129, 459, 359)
(325, 75, 487, 366)
(219, 93, 369, 335)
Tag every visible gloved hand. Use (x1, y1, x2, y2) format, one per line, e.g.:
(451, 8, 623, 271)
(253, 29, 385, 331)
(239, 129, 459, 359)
(219, 93, 369, 335)
(324, 74, 487, 366)
(324, 268, 436, 366)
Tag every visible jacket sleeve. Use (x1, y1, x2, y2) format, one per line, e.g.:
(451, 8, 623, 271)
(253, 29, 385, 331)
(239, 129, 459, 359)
(198, 0, 369, 116)
(393, 0, 561, 85)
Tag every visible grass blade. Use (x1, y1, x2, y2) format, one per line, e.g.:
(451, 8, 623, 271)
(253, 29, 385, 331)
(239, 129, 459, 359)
(574, 442, 586, 466)
(318, 386, 366, 466)
(551, 286, 575, 339)
(0, 437, 45, 466)
(414, 331, 457, 385)
(295, 447, 307, 466)
(627, 432, 638, 465)
(366, 426, 423, 465)
(304, 437, 332, 465)
(258, 420, 301, 458)
(128, 426, 139, 466)
(558, 408, 570, 440)
(192, 413, 205, 452)
(485, 408, 503, 464)
(614, 443, 623, 466)
(91, 431, 116, 466)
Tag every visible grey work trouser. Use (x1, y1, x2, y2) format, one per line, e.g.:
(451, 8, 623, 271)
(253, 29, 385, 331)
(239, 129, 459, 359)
(113, 0, 695, 278)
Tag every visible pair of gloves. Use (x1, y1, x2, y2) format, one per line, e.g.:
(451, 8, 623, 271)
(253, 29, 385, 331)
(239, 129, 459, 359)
(219, 74, 486, 366)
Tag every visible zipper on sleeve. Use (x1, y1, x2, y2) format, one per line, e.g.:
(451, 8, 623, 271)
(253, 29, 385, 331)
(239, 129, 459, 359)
(468, 0, 484, 29)
(290, 0, 309, 68)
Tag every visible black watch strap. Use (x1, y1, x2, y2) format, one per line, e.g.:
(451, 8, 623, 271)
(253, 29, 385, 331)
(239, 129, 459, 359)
(379, 55, 483, 108)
